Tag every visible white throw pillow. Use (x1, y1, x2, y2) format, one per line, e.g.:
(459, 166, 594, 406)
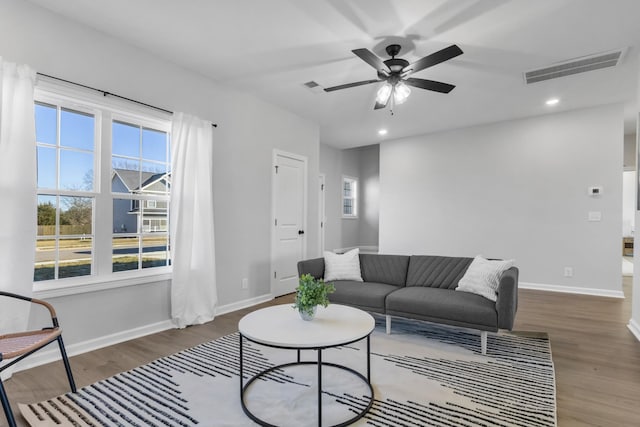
(456, 255, 515, 302)
(323, 248, 363, 282)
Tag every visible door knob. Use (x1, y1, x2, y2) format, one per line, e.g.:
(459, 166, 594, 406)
(298, 230, 305, 235)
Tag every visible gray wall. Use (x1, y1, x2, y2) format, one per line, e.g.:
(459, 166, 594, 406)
(358, 145, 380, 247)
(0, 0, 319, 346)
(319, 143, 379, 251)
(340, 148, 362, 248)
(319, 144, 342, 251)
(624, 133, 636, 170)
(632, 66, 640, 338)
(380, 104, 623, 295)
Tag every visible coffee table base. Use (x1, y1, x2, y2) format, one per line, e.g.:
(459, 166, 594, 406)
(239, 334, 374, 427)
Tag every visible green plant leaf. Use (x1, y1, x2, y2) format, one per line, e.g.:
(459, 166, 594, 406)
(292, 274, 336, 312)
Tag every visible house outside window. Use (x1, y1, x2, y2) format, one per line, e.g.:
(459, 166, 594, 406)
(34, 87, 171, 287)
(343, 176, 358, 218)
(111, 120, 171, 272)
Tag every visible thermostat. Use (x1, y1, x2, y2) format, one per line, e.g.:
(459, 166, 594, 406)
(588, 186, 603, 196)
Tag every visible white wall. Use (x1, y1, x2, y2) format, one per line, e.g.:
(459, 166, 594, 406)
(380, 104, 623, 296)
(0, 0, 319, 348)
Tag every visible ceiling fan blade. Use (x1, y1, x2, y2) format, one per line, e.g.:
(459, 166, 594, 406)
(405, 77, 455, 94)
(404, 44, 463, 76)
(352, 48, 388, 73)
(324, 79, 382, 92)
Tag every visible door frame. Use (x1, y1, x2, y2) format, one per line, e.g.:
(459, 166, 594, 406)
(319, 173, 326, 254)
(270, 149, 308, 297)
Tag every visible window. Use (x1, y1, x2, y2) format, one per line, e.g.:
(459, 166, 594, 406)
(112, 120, 170, 272)
(342, 176, 358, 218)
(34, 90, 171, 285)
(35, 103, 96, 281)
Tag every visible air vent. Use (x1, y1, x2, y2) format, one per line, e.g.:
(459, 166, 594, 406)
(524, 49, 626, 84)
(303, 81, 324, 93)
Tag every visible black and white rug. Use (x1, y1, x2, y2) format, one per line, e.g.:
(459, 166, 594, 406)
(20, 316, 556, 427)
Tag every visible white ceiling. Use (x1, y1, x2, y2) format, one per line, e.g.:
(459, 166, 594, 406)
(27, 0, 640, 148)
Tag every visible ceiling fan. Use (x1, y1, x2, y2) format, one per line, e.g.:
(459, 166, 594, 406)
(324, 43, 463, 110)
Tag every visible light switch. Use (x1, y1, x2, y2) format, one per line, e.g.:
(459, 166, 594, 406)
(588, 211, 602, 221)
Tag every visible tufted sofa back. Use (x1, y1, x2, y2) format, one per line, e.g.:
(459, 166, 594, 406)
(359, 254, 410, 286)
(406, 256, 473, 289)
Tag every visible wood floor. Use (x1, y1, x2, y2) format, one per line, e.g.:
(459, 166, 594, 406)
(4, 279, 640, 426)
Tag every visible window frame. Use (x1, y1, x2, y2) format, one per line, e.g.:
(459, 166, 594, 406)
(342, 175, 358, 219)
(33, 81, 172, 298)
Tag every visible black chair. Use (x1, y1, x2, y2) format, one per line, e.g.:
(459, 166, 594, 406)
(0, 291, 76, 427)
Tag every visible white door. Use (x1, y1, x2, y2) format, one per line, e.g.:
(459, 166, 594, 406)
(319, 174, 326, 254)
(272, 151, 307, 297)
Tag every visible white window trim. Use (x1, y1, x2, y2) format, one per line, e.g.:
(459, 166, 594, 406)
(342, 175, 358, 219)
(33, 269, 172, 298)
(34, 80, 172, 294)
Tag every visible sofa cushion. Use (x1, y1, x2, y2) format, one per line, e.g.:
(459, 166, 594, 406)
(323, 248, 363, 282)
(456, 256, 515, 301)
(386, 287, 498, 329)
(359, 254, 410, 286)
(297, 257, 325, 280)
(406, 256, 473, 289)
(330, 280, 399, 314)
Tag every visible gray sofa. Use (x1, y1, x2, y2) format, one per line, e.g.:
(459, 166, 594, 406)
(297, 254, 519, 354)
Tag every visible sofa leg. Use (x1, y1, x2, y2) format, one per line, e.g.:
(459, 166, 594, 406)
(481, 331, 487, 355)
(386, 315, 391, 334)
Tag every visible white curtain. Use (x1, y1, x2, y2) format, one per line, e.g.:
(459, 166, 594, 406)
(0, 59, 37, 336)
(170, 112, 217, 328)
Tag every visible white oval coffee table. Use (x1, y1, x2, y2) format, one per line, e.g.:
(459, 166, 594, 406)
(238, 304, 375, 427)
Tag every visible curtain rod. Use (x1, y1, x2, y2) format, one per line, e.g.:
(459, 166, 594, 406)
(36, 72, 218, 127)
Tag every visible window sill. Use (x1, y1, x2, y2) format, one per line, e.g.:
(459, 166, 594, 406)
(33, 268, 172, 299)
(342, 215, 359, 220)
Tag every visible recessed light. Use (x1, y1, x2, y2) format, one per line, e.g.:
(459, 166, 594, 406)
(378, 129, 388, 136)
(545, 98, 560, 106)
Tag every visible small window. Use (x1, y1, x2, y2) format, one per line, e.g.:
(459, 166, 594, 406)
(342, 176, 358, 218)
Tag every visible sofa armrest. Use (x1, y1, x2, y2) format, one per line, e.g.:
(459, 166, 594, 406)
(297, 257, 325, 280)
(496, 267, 519, 330)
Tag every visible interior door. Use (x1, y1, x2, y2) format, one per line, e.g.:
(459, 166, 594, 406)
(272, 152, 306, 297)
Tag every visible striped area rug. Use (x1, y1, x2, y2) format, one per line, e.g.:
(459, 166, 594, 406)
(20, 316, 556, 426)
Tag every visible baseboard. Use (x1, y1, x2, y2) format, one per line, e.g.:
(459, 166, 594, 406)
(628, 319, 640, 342)
(520, 282, 625, 298)
(10, 294, 275, 375)
(11, 319, 174, 374)
(215, 293, 273, 316)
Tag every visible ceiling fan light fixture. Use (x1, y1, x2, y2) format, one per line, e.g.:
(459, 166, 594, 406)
(394, 82, 411, 104)
(376, 82, 393, 104)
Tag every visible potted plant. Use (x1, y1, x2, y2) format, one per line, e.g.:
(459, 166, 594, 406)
(293, 274, 336, 320)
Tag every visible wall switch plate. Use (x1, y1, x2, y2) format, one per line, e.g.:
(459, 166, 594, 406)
(588, 211, 602, 221)
(564, 267, 573, 277)
(241, 278, 248, 289)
